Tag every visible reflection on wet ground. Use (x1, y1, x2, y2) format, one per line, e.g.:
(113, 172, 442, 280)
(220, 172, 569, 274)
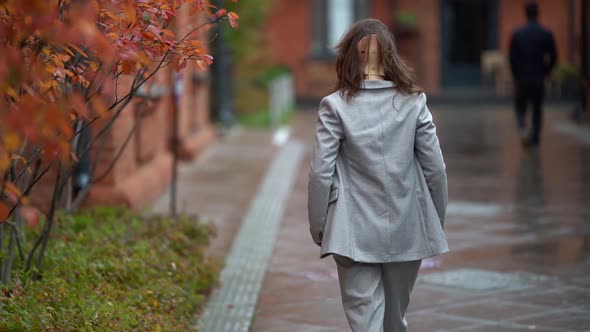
(414, 104, 590, 331)
(250, 104, 590, 331)
(440, 105, 590, 253)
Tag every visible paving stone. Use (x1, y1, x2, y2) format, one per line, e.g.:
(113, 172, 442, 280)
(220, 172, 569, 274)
(437, 301, 553, 322)
(250, 107, 590, 331)
(420, 268, 551, 291)
(404, 313, 477, 332)
(152, 128, 277, 260)
(197, 142, 304, 332)
(455, 322, 562, 332)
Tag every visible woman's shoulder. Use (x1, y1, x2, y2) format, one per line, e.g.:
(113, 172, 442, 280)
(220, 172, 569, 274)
(320, 91, 345, 104)
(320, 89, 427, 111)
(392, 90, 427, 111)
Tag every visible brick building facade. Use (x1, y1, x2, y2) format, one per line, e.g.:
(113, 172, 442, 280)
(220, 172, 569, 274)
(266, 0, 585, 101)
(32, 8, 215, 211)
(88, 9, 215, 209)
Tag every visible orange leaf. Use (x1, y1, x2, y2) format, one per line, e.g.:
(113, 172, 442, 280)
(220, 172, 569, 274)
(141, 30, 155, 40)
(214, 9, 227, 18)
(228, 12, 239, 28)
(58, 54, 71, 62)
(89, 61, 100, 72)
(0, 153, 10, 173)
(11, 153, 27, 164)
(63, 47, 76, 57)
(121, 60, 134, 74)
(6, 88, 18, 99)
(91, 97, 107, 116)
(173, 58, 187, 72)
(4, 134, 21, 151)
(161, 29, 175, 38)
(4, 182, 21, 201)
(4, 182, 20, 196)
(124, 4, 137, 24)
(101, 10, 118, 20)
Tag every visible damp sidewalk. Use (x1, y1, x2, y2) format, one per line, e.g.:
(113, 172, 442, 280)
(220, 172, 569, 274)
(152, 127, 281, 261)
(252, 105, 590, 332)
(154, 103, 590, 332)
(151, 125, 306, 331)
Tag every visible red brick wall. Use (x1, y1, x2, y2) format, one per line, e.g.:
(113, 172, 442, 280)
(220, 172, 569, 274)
(373, 0, 394, 28)
(266, 0, 313, 98)
(174, 10, 215, 160)
(396, 0, 441, 95)
(394, 0, 574, 94)
(265, 0, 438, 99)
(266, 0, 574, 99)
(266, 0, 395, 100)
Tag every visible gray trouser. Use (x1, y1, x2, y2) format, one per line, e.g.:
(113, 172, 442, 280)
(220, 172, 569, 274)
(333, 255, 422, 332)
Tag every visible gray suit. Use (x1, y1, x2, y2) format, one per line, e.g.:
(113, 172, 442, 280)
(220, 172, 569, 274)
(308, 80, 449, 262)
(308, 80, 449, 332)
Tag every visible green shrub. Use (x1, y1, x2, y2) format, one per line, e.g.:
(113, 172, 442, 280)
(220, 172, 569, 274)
(0, 207, 220, 331)
(252, 66, 291, 87)
(395, 10, 419, 30)
(553, 63, 581, 83)
(222, 0, 296, 119)
(238, 106, 295, 128)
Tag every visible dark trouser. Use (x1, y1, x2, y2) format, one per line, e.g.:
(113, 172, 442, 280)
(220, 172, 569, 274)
(515, 80, 545, 145)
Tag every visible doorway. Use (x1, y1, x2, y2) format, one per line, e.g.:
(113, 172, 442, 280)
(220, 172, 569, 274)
(441, 0, 498, 88)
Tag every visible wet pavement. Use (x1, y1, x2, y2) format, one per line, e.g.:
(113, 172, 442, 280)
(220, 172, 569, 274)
(251, 103, 590, 332)
(152, 127, 278, 260)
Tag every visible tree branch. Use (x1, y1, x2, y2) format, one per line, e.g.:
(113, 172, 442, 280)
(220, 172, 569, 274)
(91, 101, 144, 184)
(12, 146, 43, 189)
(179, 16, 225, 42)
(68, 15, 223, 142)
(25, 162, 62, 274)
(34, 163, 62, 275)
(6, 158, 56, 222)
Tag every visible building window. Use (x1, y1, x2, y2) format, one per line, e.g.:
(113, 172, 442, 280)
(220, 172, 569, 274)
(311, 0, 371, 58)
(327, 0, 355, 48)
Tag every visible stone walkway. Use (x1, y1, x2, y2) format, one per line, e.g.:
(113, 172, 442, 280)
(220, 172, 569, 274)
(153, 103, 590, 331)
(197, 141, 304, 331)
(252, 104, 590, 332)
(152, 128, 278, 260)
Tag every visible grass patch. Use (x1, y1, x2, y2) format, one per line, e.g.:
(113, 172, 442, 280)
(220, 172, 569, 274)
(238, 107, 295, 128)
(0, 207, 220, 331)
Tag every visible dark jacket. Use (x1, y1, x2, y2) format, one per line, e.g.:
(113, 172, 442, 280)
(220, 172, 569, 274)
(509, 21, 557, 83)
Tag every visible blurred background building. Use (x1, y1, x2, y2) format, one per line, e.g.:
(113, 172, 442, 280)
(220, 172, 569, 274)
(30, 0, 589, 211)
(265, 0, 588, 106)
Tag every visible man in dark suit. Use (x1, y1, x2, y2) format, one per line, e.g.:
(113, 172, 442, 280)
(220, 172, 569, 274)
(509, 1, 557, 147)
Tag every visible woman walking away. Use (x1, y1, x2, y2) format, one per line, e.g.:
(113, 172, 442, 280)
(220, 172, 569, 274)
(307, 19, 449, 332)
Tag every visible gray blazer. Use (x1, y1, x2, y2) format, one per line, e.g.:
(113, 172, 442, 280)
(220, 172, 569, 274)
(308, 80, 449, 263)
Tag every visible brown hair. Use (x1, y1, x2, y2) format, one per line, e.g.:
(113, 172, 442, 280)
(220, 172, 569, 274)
(334, 19, 423, 101)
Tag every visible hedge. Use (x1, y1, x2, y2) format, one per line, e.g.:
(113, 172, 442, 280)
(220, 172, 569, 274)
(0, 207, 220, 331)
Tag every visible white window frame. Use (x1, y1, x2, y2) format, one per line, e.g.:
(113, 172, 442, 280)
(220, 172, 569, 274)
(327, 0, 355, 48)
(311, 0, 371, 57)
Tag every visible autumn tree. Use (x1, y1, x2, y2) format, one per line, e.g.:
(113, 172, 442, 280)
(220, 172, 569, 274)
(0, 0, 238, 284)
